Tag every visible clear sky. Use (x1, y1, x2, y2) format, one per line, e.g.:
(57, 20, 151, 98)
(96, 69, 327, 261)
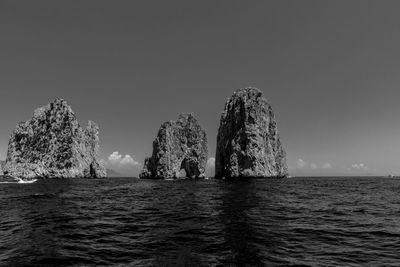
(1, 0, 400, 176)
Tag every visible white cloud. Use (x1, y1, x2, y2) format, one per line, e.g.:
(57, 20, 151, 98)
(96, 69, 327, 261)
(121, 154, 140, 166)
(205, 157, 215, 177)
(297, 158, 318, 169)
(351, 163, 368, 170)
(294, 159, 333, 172)
(322, 163, 332, 169)
(206, 157, 215, 169)
(108, 151, 122, 163)
(103, 151, 142, 177)
(310, 163, 318, 169)
(297, 159, 308, 168)
(108, 152, 140, 166)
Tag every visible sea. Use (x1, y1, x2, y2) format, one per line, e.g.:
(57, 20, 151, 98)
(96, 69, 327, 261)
(0, 177, 399, 267)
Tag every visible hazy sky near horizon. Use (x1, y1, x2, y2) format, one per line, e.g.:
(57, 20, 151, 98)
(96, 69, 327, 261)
(1, 0, 400, 176)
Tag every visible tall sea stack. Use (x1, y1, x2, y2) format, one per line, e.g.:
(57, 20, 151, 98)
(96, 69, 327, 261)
(215, 87, 288, 178)
(4, 99, 106, 178)
(140, 113, 208, 179)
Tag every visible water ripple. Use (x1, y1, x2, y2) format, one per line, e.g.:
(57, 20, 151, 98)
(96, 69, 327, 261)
(1, 177, 400, 266)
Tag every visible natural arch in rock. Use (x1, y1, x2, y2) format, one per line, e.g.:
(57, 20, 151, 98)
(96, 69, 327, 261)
(180, 158, 201, 178)
(140, 113, 208, 179)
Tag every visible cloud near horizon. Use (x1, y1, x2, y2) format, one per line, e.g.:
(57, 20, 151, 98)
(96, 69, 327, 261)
(205, 157, 215, 177)
(295, 158, 332, 170)
(291, 158, 375, 176)
(297, 159, 308, 168)
(103, 151, 142, 176)
(351, 163, 368, 171)
(322, 163, 333, 169)
(108, 151, 140, 166)
(310, 163, 318, 169)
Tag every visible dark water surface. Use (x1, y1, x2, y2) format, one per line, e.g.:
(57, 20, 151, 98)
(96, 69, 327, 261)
(1, 177, 399, 266)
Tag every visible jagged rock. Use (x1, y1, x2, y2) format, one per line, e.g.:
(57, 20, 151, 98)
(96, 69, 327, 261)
(4, 99, 106, 178)
(215, 87, 288, 178)
(140, 113, 207, 179)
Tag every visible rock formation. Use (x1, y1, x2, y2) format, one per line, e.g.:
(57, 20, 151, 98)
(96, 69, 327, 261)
(140, 113, 207, 179)
(215, 87, 288, 178)
(0, 161, 4, 176)
(3, 99, 106, 178)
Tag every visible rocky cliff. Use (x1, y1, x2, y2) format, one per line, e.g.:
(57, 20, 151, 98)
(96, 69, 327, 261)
(140, 114, 207, 179)
(215, 87, 288, 178)
(4, 99, 106, 178)
(0, 161, 4, 175)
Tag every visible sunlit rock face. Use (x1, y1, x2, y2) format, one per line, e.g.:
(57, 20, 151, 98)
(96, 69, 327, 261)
(4, 99, 106, 178)
(215, 87, 288, 178)
(140, 113, 208, 179)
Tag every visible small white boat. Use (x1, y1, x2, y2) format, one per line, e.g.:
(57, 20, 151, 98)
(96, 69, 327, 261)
(0, 175, 38, 184)
(17, 178, 37, 184)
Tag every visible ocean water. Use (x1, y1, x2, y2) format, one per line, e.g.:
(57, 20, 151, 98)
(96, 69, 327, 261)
(0, 177, 399, 267)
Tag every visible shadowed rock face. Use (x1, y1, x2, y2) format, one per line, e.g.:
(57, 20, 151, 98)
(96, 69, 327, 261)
(215, 87, 288, 178)
(4, 99, 106, 178)
(140, 114, 207, 179)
